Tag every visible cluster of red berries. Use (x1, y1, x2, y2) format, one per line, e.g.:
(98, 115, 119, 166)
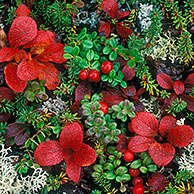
(78, 61, 113, 82)
(123, 150, 144, 194)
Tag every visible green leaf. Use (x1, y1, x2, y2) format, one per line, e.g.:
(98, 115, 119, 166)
(82, 40, 93, 49)
(106, 171, 116, 180)
(79, 59, 89, 69)
(130, 159, 142, 169)
(127, 59, 136, 68)
(63, 53, 73, 59)
(147, 164, 157, 172)
(140, 166, 148, 173)
(37, 121, 44, 129)
(109, 37, 117, 48)
(115, 166, 128, 176)
(77, 27, 87, 40)
(116, 176, 122, 182)
(111, 80, 118, 87)
(109, 69, 116, 78)
(37, 133, 44, 144)
(107, 146, 116, 154)
(109, 51, 117, 61)
(120, 174, 131, 181)
(86, 50, 94, 61)
(64, 46, 73, 54)
(112, 105, 121, 112)
(53, 126, 61, 134)
(72, 46, 80, 56)
(91, 61, 100, 71)
(103, 46, 112, 55)
(104, 163, 114, 171)
(93, 164, 103, 173)
(120, 80, 127, 88)
(143, 156, 152, 166)
(25, 139, 30, 148)
(101, 74, 109, 82)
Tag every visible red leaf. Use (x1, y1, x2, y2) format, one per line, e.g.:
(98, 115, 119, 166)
(159, 116, 177, 138)
(66, 160, 81, 182)
(75, 80, 91, 102)
(131, 112, 158, 137)
(148, 173, 167, 192)
(59, 122, 83, 152)
(157, 73, 173, 90)
(168, 125, 194, 147)
(101, 0, 118, 19)
(116, 23, 133, 38)
(16, 4, 30, 17)
(162, 92, 177, 111)
(173, 80, 184, 95)
(0, 47, 17, 62)
(128, 136, 155, 152)
(15, 49, 27, 63)
(103, 94, 123, 107)
(121, 85, 136, 97)
(118, 11, 130, 20)
(15, 131, 29, 146)
(35, 43, 66, 63)
(4, 63, 27, 92)
(38, 62, 60, 90)
(184, 74, 194, 93)
(149, 142, 175, 166)
(122, 65, 135, 81)
(34, 141, 64, 166)
(116, 134, 128, 153)
(99, 22, 111, 37)
(17, 58, 43, 81)
(9, 16, 37, 48)
(75, 143, 96, 167)
(0, 113, 11, 123)
(133, 100, 145, 113)
(0, 87, 16, 101)
(181, 94, 194, 112)
(5, 123, 25, 137)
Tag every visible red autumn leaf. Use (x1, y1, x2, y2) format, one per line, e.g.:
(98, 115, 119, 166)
(181, 94, 194, 112)
(35, 43, 66, 63)
(118, 11, 130, 20)
(131, 112, 158, 137)
(159, 116, 177, 138)
(101, 0, 118, 19)
(162, 92, 177, 111)
(0, 47, 17, 62)
(99, 22, 111, 37)
(0, 87, 16, 101)
(59, 122, 83, 152)
(157, 73, 173, 90)
(149, 142, 175, 166)
(14, 131, 29, 146)
(184, 73, 194, 85)
(122, 65, 135, 81)
(128, 122, 134, 133)
(5, 123, 25, 138)
(121, 85, 136, 97)
(15, 49, 27, 63)
(4, 63, 27, 92)
(128, 135, 155, 152)
(0, 113, 11, 123)
(116, 23, 133, 38)
(116, 133, 128, 153)
(16, 4, 30, 17)
(38, 62, 60, 90)
(103, 93, 123, 107)
(9, 16, 37, 48)
(148, 173, 167, 192)
(66, 160, 81, 182)
(132, 88, 145, 100)
(168, 125, 194, 147)
(34, 140, 64, 166)
(75, 143, 97, 167)
(75, 80, 91, 102)
(173, 80, 184, 95)
(133, 100, 145, 113)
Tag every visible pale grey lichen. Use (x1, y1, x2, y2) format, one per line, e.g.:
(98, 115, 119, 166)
(0, 144, 48, 194)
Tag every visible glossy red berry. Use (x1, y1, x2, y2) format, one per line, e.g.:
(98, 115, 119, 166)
(129, 168, 140, 177)
(88, 70, 100, 82)
(123, 150, 134, 162)
(132, 177, 143, 186)
(79, 69, 88, 80)
(101, 61, 113, 74)
(99, 102, 109, 114)
(133, 184, 144, 194)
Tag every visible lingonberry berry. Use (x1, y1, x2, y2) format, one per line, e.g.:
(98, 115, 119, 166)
(132, 176, 143, 186)
(123, 150, 134, 162)
(101, 61, 113, 74)
(88, 70, 100, 82)
(129, 168, 140, 177)
(133, 184, 144, 194)
(79, 69, 88, 80)
(99, 102, 109, 114)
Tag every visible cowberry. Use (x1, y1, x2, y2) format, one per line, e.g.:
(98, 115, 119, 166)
(99, 102, 109, 114)
(123, 150, 134, 162)
(132, 176, 143, 186)
(133, 184, 144, 194)
(79, 69, 88, 80)
(88, 70, 100, 82)
(101, 61, 113, 74)
(129, 168, 140, 177)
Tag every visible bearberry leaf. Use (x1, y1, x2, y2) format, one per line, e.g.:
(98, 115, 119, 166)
(0, 87, 16, 101)
(149, 142, 175, 166)
(157, 73, 173, 90)
(16, 4, 30, 16)
(116, 24, 133, 38)
(5, 123, 25, 138)
(173, 80, 184, 95)
(0, 47, 17, 62)
(99, 22, 111, 37)
(34, 140, 64, 166)
(101, 0, 118, 19)
(131, 112, 158, 137)
(181, 94, 194, 112)
(118, 11, 130, 19)
(66, 160, 81, 182)
(121, 85, 136, 97)
(122, 65, 135, 81)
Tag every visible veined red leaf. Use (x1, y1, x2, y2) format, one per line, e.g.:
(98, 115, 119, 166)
(103, 94, 123, 106)
(184, 74, 194, 93)
(14, 131, 29, 146)
(149, 142, 175, 166)
(5, 123, 25, 138)
(16, 4, 30, 17)
(133, 100, 145, 113)
(116, 23, 133, 38)
(34, 140, 64, 166)
(99, 22, 111, 37)
(181, 94, 194, 112)
(101, 0, 118, 19)
(173, 80, 184, 95)
(128, 135, 155, 152)
(15, 49, 27, 63)
(0, 113, 11, 123)
(168, 125, 194, 147)
(75, 143, 96, 167)
(131, 112, 158, 137)
(66, 160, 81, 182)
(157, 73, 173, 90)
(122, 65, 135, 81)
(59, 122, 83, 152)
(118, 11, 130, 20)
(38, 62, 60, 90)
(162, 92, 177, 111)
(0, 47, 17, 62)
(121, 85, 136, 97)
(0, 87, 16, 101)
(9, 16, 37, 48)
(116, 133, 128, 153)
(4, 63, 27, 92)
(159, 116, 177, 138)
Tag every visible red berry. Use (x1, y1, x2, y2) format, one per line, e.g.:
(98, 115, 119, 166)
(101, 61, 113, 74)
(99, 102, 109, 114)
(129, 168, 140, 177)
(123, 150, 134, 162)
(133, 184, 144, 194)
(79, 69, 88, 80)
(132, 177, 143, 186)
(88, 70, 100, 82)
